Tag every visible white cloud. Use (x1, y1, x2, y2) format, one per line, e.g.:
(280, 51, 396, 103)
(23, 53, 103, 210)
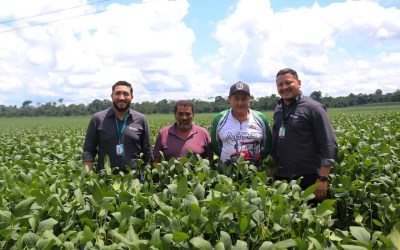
(0, 0, 399, 107)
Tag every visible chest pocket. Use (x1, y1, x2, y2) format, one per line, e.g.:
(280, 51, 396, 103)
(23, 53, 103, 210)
(286, 113, 312, 133)
(123, 126, 143, 141)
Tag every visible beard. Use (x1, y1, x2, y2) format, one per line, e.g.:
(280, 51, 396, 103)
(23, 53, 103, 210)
(113, 100, 131, 112)
(177, 121, 192, 132)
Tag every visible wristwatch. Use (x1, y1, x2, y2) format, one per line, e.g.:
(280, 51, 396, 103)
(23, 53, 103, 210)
(318, 175, 329, 182)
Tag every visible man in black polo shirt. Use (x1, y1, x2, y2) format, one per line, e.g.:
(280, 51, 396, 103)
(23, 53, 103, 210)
(270, 68, 338, 202)
(82, 81, 152, 177)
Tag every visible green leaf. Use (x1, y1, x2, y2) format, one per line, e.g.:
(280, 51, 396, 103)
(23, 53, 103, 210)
(239, 217, 248, 233)
(0, 211, 12, 226)
(308, 237, 323, 249)
(191, 203, 201, 221)
(193, 184, 205, 200)
(349, 226, 371, 243)
(259, 241, 273, 250)
(303, 183, 317, 200)
(273, 239, 297, 249)
(63, 241, 75, 250)
(162, 233, 173, 250)
(189, 237, 212, 250)
(37, 218, 58, 234)
(13, 197, 36, 217)
(220, 231, 232, 249)
(388, 221, 400, 249)
(234, 239, 248, 249)
(110, 230, 132, 245)
(177, 175, 188, 198)
(119, 190, 134, 203)
(258, 186, 267, 205)
(74, 189, 85, 207)
(126, 225, 138, 242)
(151, 229, 161, 244)
(173, 232, 189, 242)
(91, 179, 105, 203)
(214, 242, 225, 250)
(31, 189, 48, 206)
(276, 182, 288, 194)
(42, 230, 62, 245)
(22, 232, 39, 248)
(29, 217, 36, 232)
(315, 199, 335, 217)
(36, 238, 56, 249)
(341, 245, 369, 250)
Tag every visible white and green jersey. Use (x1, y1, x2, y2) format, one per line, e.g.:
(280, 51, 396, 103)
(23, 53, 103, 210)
(211, 109, 271, 166)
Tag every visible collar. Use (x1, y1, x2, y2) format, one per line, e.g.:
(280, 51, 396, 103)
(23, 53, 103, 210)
(106, 107, 132, 118)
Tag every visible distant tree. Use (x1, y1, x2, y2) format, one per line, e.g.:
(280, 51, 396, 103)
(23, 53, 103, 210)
(155, 99, 172, 114)
(22, 100, 32, 108)
(310, 91, 322, 102)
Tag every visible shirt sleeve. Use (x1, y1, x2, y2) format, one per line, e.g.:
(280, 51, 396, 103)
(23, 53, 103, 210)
(153, 131, 163, 160)
(82, 116, 98, 163)
(256, 111, 272, 159)
(204, 129, 214, 160)
(211, 110, 227, 156)
(141, 117, 153, 166)
(312, 104, 338, 167)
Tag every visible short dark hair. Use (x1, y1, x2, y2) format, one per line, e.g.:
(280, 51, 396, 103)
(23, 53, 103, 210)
(174, 100, 194, 114)
(112, 81, 133, 95)
(276, 68, 299, 80)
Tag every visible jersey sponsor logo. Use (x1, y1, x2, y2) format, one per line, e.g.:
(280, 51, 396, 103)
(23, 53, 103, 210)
(226, 132, 257, 140)
(248, 125, 258, 130)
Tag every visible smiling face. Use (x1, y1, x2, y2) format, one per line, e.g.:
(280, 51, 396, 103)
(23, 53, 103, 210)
(111, 85, 133, 113)
(276, 72, 301, 106)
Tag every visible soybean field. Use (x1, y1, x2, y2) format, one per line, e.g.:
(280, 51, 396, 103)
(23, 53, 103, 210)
(0, 104, 399, 249)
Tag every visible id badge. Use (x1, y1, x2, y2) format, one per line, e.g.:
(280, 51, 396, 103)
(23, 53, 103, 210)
(116, 144, 124, 155)
(279, 126, 286, 138)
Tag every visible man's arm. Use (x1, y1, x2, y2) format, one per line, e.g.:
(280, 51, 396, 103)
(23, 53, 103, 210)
(152, 131, 163, 164)
(82, 117, 98, 171)
(211, 110, 228, 156)
(141, 118, 153, 167)
(255, 111, 272, 159)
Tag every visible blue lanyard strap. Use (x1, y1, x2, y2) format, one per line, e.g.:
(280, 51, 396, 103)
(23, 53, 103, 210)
(115, 114, 129, 143)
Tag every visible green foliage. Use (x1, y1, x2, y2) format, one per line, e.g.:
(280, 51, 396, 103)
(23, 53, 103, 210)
(0, 110, 399, 249)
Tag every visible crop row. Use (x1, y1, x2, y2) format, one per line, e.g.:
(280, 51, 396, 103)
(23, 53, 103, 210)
(0, 111, 399, 249)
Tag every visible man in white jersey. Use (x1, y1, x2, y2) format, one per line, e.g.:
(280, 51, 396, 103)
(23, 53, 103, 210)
(211, 81, 272, 169)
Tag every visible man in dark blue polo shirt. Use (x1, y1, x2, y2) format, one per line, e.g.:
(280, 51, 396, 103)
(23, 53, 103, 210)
(82, 81, 152, 176)
(270, 68, 338, 202)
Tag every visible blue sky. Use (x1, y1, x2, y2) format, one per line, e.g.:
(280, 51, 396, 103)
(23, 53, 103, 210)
(0, 0, 399, 107)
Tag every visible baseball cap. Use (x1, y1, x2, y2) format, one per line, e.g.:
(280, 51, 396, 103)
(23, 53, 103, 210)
(229, 81, 250, 96)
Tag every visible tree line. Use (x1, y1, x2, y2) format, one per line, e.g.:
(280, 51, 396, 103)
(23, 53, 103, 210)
(1, 89, 399, 117)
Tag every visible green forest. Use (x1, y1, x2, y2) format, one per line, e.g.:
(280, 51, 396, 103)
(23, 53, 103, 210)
(1, 89, 399, 117)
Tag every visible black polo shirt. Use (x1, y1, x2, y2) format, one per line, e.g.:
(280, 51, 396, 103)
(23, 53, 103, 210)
(270, 94, 338, 177)
(82, 108, 152, 172)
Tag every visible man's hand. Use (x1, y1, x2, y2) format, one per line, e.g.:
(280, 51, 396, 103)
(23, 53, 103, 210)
(315, 180, 328, 201)
(83, 162, 94, 174)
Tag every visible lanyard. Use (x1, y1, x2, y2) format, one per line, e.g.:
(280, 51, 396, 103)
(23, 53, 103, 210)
(115, 114, 129, 144)
(280, 105, 293, 127)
